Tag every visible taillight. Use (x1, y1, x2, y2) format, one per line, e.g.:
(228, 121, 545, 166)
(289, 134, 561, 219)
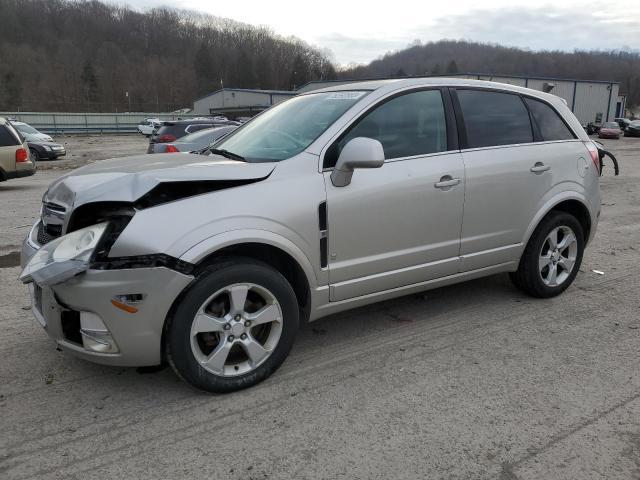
(584, 141, 600, 174)
(157, 134, 176, 143)
(16, 148, 28, 163)
(164, 144, 179, 153)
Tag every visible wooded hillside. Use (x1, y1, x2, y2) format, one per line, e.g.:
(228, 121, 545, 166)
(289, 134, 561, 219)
(0, 0, 336, 112)
(340, 40, 640, 109)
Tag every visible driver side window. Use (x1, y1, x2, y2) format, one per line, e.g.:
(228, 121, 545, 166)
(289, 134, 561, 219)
(324, 89, 447, 168)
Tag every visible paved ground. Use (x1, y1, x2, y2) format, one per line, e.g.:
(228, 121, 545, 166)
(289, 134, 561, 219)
(0, 136, 639, 479)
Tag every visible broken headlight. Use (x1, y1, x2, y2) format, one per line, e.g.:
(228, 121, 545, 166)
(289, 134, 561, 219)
(20, 222, 109, 286)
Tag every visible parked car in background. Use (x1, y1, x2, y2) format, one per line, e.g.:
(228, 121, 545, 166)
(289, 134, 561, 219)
(11, 121, 53, 142)
(614, 117, 631, 133)
(624, 120, 640, 137)
(147, 118, 240, 153)
(137, 118, 162, 136)
(0, 117, 36, 181)
(28, 140, 66, 161)
(20, 78, 601, 393)
(149, 125, 238, 154)
(598, 122, 622, 139)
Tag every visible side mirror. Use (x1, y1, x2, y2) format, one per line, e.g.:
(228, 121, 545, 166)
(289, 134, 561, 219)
(330, 137, 385, 187)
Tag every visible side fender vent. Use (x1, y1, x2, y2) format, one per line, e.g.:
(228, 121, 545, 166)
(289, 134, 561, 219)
(318, 202, 328, 268)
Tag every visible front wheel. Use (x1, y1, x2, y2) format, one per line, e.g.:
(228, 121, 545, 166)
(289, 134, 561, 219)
(510, 212, 584, 298)
(167, 258, 299, 393)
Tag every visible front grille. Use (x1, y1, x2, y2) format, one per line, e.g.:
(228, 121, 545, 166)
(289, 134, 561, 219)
(36, 222, 62, 245)
(38, 201, 66, 245)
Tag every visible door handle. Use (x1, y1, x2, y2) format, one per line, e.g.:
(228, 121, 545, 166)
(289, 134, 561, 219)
(434, 176, 461, 189)
(530, 162, 551, 173)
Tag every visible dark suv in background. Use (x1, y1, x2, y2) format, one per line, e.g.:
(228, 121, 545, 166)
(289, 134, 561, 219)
(148, 118, 240, 153)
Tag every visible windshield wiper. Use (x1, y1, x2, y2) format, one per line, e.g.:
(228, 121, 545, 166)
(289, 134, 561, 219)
(205, 147, 246, 161)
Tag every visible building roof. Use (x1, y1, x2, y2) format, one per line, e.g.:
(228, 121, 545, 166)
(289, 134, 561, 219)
(297, 72, 619, 91)
(194, 88, 297, 103)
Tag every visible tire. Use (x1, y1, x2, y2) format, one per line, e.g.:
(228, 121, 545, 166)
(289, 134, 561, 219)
(510, 211, 584, 298)
(29, 148, 40, 162)
(167, 257, 299, 393)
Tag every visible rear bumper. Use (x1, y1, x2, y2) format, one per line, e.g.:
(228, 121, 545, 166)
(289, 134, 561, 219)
(3, 167, 36, 180)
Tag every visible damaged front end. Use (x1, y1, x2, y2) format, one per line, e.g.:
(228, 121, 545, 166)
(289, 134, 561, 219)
(21, 155, 275, 283)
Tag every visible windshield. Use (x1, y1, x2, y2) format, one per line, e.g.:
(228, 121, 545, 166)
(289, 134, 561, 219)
(215, 91, 369, 162)
(13, 123, 39, 134)
(603, 122, 618, 128)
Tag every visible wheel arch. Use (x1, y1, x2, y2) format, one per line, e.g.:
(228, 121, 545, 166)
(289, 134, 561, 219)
(524, 193, 592, 249)
(161, 237, 315, 363)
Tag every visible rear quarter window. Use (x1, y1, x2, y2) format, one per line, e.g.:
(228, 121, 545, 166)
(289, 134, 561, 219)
(0, 125, 21, 147)
(457, 89, 533, 148)
(524, 97, 575, 141)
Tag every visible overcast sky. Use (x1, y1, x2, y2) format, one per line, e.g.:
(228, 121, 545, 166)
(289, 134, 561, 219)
(118, 0, 640, 65)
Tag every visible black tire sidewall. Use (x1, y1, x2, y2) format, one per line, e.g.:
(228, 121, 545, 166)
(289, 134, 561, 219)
(168, 259, 299, 393)
(523, 212, 585, 297)
(29, 148, 39, 162)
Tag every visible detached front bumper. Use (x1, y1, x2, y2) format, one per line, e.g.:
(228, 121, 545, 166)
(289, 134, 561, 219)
(21, 227, 193, 366)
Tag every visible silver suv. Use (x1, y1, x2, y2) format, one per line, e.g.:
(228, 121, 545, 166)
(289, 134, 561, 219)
(20, 79, 601, 392)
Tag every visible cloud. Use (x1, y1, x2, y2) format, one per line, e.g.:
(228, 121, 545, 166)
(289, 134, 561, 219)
(319, 5, 640, 65)
(421, 6, 640, 52)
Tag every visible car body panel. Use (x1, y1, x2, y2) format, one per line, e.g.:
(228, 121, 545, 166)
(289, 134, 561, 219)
(43, 153, 275, 216)
(459, 140, 590, 270)
(324, 151, 465, 301)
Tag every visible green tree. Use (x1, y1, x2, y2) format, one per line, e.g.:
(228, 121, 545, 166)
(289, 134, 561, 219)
(81, 61, 99, 110)
(446, 60, 459, 74)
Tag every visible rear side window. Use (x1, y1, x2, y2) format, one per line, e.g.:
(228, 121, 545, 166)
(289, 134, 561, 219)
(0, 125, 20, 146)
(186, 124, 214, 133)
(524, 98, 575, 141)
(326, 89, 447, 167)
(457, 90, 533, 148)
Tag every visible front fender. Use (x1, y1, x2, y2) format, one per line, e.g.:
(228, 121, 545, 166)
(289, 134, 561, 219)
(179, 228, 323, 289)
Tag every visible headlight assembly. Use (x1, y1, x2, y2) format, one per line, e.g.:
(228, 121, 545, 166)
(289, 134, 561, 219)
(20, 223, 109, 286)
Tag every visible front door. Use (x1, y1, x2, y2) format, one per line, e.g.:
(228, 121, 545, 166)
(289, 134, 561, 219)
(323, 89, 465, 301)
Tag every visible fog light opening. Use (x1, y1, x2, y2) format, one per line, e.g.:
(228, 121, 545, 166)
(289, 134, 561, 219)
(79, 311, 119, 353)
(80, 329, 119, 353)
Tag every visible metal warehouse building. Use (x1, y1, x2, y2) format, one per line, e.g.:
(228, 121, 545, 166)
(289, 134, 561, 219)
(192, 88, 296, 117)
(297, 73, 625, 125)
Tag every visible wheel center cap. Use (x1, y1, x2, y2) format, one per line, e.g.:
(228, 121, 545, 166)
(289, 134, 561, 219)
(231, 323, 245, 336)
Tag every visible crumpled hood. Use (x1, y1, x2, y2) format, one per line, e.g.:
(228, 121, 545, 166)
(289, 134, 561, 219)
(44, 153, 276, 209)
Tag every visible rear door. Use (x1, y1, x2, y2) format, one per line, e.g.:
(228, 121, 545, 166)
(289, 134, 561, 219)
(452, 88, 581, 271)
(324, 88, 465, 301)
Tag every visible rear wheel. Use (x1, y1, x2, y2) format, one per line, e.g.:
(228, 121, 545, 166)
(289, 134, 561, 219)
(510, 211, 584, 298)
(167, 258, 299, 393)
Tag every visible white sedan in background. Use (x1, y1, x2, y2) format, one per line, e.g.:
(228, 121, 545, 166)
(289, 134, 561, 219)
(137, 118, 161, 136)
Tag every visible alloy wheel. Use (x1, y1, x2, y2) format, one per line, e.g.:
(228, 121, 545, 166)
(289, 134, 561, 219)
(189, 283, 283, 377)
(538, 226, 578, 287)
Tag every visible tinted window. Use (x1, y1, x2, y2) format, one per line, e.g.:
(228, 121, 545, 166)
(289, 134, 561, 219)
(326, 90, 447, 167)
(0, 125, 20, 146)
(524, 98, 575, 141)
(457, 90, 533, 148)
(185, 124, 206, 133)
